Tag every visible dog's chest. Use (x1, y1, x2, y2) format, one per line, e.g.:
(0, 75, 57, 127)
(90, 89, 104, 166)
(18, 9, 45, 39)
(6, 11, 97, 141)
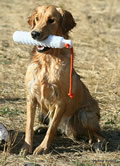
(26, 56, 69, 106)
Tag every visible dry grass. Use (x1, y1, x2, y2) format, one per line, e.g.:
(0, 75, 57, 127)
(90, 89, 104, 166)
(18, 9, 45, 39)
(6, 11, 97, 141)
(0, 0, 120, 165)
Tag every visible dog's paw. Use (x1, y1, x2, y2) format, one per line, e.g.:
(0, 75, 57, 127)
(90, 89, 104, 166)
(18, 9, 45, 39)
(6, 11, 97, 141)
(20, 143, 32, 156)
(33, 144, 49, 155)
(92, 139, 108, 152)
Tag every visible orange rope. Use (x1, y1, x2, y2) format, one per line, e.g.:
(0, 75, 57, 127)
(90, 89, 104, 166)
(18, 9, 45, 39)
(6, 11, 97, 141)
(65, 44, 74, 99)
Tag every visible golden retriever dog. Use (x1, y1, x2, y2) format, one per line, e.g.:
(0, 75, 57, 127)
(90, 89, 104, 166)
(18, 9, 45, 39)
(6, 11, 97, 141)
(21, 5, 105, 155)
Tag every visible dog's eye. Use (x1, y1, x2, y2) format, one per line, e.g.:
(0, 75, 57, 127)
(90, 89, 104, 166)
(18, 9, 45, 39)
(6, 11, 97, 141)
(35, 16, 39, 21)
(48, 18, 54, 24)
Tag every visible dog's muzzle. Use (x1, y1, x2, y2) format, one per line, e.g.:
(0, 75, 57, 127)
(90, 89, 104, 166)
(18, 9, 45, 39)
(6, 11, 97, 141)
(31, 31, 50, 52)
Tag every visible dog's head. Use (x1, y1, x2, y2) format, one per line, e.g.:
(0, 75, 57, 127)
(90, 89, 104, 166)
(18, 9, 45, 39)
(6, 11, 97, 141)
(28, 5, 76, 41)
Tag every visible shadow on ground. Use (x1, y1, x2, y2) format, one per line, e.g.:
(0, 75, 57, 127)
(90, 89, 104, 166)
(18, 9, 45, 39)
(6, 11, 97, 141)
(1, 127, 119, 155)
(0, 98, 26, 104)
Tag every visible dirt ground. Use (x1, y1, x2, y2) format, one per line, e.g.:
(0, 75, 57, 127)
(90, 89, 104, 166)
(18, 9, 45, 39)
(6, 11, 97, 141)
(0, 0, 120, 165)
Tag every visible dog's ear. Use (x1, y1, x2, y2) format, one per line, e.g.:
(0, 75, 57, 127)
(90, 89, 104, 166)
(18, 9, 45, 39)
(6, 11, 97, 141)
(28, 10, 37, 29)
(62, 10, 76, 34)
(57, 8, 76, 34)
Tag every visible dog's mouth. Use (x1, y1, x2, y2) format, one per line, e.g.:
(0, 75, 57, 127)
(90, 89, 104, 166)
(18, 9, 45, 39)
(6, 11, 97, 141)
(31, 32, 50, 53)
(36, 36, 50, 52)
(37, 46, 50, 53)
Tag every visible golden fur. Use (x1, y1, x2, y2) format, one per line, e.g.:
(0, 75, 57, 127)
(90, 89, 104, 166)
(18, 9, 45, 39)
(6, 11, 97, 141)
(21, 5, 104, 155)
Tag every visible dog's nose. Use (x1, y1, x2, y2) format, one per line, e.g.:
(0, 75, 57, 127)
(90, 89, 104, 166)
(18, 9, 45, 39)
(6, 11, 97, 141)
(31, 31, 41, 40)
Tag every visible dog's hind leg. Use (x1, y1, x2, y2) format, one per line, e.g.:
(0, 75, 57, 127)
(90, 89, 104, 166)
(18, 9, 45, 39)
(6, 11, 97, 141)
(66, 108, 106, 151)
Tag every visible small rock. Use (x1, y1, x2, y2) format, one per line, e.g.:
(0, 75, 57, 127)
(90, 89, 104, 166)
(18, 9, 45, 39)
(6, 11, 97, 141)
(0, 122, 9, 144)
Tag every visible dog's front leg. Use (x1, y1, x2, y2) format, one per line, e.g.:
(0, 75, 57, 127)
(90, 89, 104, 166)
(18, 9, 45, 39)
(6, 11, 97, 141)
(21, 96, 37, 155)
(33, 104, 64, 155)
